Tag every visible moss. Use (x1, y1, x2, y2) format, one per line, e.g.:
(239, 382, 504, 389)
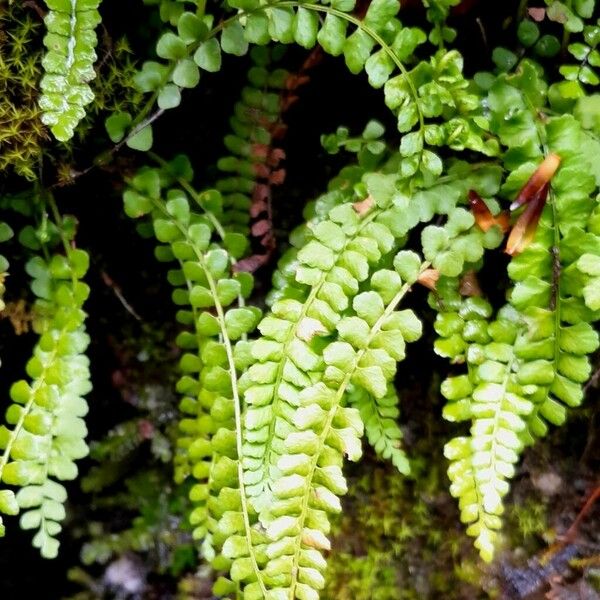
(506, 498, 548, 546)
(66, 322, 196, 597)
(326, 460, 487, 599)
(0, 5, 46, 180)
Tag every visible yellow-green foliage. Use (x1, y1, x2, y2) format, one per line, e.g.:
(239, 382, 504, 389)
(0, 240, 91, 556)
(325, 465, 483, 600)
(0, 5, 46, 180)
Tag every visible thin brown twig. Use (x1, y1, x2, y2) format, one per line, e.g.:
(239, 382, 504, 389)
(22, 0, 45, 19)
(563, 485, 600, 544)
(580, 410, 598, 463)
(49, 109, 165, 189)
(537, 485, 600, 568)
(95, 24, 114, 72)
(101, 271, 142, 321)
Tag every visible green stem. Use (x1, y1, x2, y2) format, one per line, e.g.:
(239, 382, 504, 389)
(0, 362, 51, 483)
(0, 293, 77, 483)
(45, 193, 79, 287)
(301, 3, 425, 133)
(484, 353, 516, 508)
(561, 0, 573, 53)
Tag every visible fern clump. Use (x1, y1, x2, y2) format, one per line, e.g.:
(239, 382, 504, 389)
(224, 159, 501, 597)
(120, 0, 494, 181)
(5, 0, 600, 596)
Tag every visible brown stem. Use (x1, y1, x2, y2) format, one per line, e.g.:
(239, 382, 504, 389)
(22, 0, 46, 19)
(563, 485, 600, 544)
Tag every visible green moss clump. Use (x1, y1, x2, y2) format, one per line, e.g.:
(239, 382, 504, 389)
(0, 5, 46, 181)
(326, 462, 486, 600)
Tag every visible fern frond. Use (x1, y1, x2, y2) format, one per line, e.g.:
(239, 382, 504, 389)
(438, 70, 600, 562)
(0, 236, 91, 557)
(434, 277, 530, 561)
(124, 158, 257, 514)
(251, 253, 427, 599)
(348, 385, 409, 475)
(40, 0, 102, 141)
(124, 158, 270, 596)
(240, 181, 400, 518)
(508, 117, 599, 442)
(489, 76, 600, 440)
